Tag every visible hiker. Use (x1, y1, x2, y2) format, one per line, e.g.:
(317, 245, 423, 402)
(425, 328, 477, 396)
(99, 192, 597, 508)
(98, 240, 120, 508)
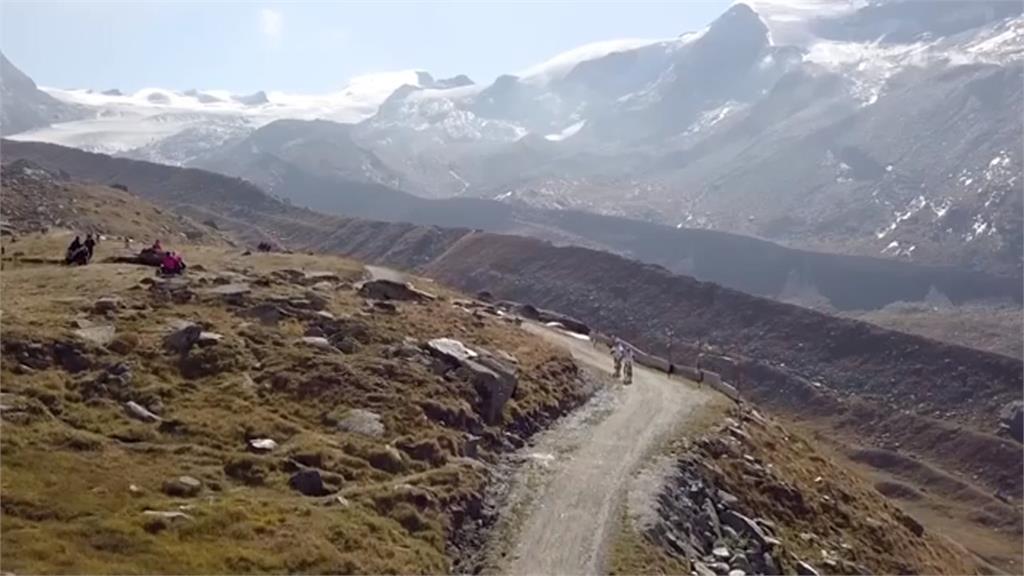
(159, 251, 186, 275)
(612, 339, 624, 378)
(152, 239, 163, 252)
(84, 234, 97, 261)
(622, 345, 634, 385)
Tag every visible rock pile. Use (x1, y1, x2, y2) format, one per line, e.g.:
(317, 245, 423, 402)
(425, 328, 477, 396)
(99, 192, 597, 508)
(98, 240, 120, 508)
(647, 455, 784, 576)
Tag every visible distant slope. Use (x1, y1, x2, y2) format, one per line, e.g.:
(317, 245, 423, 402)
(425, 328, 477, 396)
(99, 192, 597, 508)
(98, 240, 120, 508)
(0, 53, 84, 135)
(174, 120, 1023, 311)
(0, 159, 225, 244)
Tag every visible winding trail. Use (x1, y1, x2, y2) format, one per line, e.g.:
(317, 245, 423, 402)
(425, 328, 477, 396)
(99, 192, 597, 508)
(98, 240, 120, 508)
(498, 324, 716, 575)
(360, 264, 718, 574)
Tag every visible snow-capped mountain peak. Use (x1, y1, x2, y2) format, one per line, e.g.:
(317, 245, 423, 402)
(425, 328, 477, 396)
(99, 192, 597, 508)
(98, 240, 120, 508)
(518, 38, 671, 85)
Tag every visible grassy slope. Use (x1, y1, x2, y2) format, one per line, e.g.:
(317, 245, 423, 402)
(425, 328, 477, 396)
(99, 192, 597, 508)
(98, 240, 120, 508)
(1, 236, 586, 574)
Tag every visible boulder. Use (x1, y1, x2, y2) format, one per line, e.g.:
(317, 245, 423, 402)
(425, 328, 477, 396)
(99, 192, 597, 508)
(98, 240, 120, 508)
(202, 283, 250, 304)
(709, 562, 731, 575)
(693, 562, 717, 576)
(795, 561, 820, 576)
(712, 546, 730, 560)
(729, 554, 751, 573)
(302, 271, 341, 285)
(304, 291, 328, 310)
(358, 279, 435, 302)
(895, 509, 925, 537)
(93, 296, 122, 314)
(370, 301, 397, 313)
(536, 308, 590, 335)
(247, 438, 278, 452)
(337, 409, 385, 438)
(289, 469, 330, 496)
(461, 357, 518, 425)
(197, 331, 223, 346)
(162, 475, 202, 497)
(141, 510, 192, 521)
(427, 338, 478, 363)
(426, 338, 518, 424)
(163, 322, 201, 353)
(336, 337, 359, 354)
(512, 303, 540, 320)
(7, 341, 52, 370)
(53, 342, 92, 372)
(301, 336, 335, 351)
(74, 324, 116, 347)
(721, 510, 769, 548)
(243, 303, 291, 325)
(999, 401, 1023, 442)
(124, 401, 161, 423)
(367, 445, 405, 473)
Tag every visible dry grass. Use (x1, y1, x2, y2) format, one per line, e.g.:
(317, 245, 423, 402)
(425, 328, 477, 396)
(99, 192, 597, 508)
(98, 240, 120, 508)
(1, 236, 586, 574)
(608, 522, 690, 576)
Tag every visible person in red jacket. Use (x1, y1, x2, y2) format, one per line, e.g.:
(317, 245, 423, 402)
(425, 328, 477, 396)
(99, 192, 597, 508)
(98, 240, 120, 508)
(159, 251, 186, 275)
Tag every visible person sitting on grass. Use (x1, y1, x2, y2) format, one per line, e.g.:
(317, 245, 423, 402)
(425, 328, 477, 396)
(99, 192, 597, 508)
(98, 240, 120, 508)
(65, 235, 90, 266)
(159, 251, 186, 275)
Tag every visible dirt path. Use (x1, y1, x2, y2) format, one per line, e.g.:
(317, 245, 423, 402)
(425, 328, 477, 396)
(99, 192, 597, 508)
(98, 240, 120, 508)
(496, 324, 716, 575)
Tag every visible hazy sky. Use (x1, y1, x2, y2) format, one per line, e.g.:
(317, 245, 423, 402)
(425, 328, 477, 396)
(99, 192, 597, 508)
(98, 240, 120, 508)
(1, 1, 732, 93)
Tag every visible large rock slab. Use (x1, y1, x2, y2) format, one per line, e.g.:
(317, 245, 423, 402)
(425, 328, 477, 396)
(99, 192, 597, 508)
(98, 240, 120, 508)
(289, 469, 330, 496)
(202, 283, 251, 304)
(427, 338, 479, 363)
(74, 324, 116, 347)
(461, 357, 518, 425)
(337, 409, 385, 438)
(93, 296, 122, 314)
(426, 337, 518, 424)
(124, 401, 161, 423)
(358, 279, 436, 302)
(720, 510, 769, 549)
(1000, 401, 1023, 442)
(301, 336, 336, 351)
(163, 321, 201, 353)
(162, 475, 202, 497)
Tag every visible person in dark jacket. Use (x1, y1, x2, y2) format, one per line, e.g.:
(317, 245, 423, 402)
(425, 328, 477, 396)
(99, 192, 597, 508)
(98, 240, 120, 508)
(83, 234, 97, 261)
(65, 236, 84, 264)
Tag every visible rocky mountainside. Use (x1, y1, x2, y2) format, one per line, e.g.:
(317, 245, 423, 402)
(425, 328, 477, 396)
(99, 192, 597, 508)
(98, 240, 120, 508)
(0, 53, 85, 134)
